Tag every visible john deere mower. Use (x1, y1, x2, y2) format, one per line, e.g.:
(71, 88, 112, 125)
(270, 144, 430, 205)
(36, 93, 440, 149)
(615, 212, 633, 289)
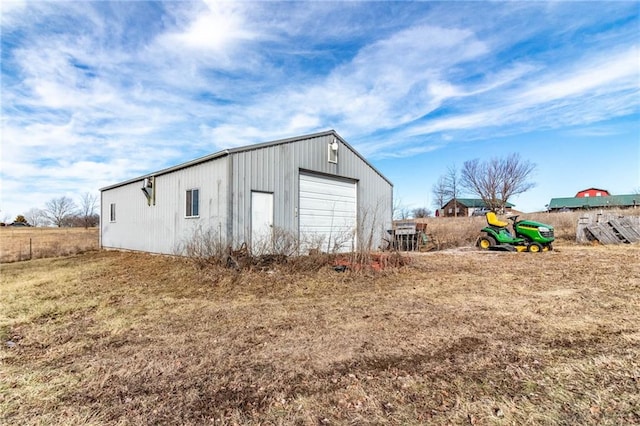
(477, 212, 554, 252)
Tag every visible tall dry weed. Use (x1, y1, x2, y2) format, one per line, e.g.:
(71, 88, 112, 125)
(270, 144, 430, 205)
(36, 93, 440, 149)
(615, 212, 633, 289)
(423, 216, 486, 249)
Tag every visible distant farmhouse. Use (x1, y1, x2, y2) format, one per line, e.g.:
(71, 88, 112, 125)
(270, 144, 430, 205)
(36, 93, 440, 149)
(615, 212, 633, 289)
(100, 130, 393, 255)
(548, 188, 639, 212)
(437, 198, 515, 217)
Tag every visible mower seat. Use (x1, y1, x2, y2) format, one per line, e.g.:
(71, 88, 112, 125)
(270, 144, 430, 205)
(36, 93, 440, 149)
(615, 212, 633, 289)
(486, 211, 508, 228)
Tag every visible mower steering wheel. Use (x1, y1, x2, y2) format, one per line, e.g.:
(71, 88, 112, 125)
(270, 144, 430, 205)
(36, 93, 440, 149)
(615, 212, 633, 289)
(508, 215, 519, 222)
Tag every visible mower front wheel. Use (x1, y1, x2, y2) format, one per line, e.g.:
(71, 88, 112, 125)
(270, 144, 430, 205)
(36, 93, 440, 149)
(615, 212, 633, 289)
(528, 242, 543, 253)
(478, 236, 496, 250)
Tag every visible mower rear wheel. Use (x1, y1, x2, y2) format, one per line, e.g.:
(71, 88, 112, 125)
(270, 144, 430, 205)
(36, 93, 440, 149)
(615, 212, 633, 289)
(528, 242, 543, 253)
(478, 236, 496, 250)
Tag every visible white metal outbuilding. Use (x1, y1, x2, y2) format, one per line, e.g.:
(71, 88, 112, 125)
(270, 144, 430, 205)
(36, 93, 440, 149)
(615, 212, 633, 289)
(100, 130, 393, 255)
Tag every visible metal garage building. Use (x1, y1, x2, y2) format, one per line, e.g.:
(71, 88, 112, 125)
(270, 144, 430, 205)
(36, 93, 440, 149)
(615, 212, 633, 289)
(100, 130, 393, 255)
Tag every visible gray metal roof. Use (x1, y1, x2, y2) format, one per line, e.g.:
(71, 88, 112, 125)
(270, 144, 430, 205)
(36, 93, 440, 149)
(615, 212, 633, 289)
(100, 130, 391, 191)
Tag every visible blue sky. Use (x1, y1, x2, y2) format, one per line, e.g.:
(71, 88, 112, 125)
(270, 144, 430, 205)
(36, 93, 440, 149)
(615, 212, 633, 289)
(1, 1, 639, 221)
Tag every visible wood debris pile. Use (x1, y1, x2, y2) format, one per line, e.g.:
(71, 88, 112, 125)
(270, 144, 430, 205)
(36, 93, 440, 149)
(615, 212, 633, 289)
(577, 213, 640, 244)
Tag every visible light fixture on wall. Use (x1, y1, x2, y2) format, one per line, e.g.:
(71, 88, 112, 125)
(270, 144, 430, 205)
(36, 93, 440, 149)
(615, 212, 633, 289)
(141, 176, 155, 206)
(328, 138, 338, 163)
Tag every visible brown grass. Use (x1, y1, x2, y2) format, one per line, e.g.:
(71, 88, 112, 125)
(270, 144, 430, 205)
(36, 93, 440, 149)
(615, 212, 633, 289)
(0, 227, 99, 263)
(2, 208, 637, 264)
(2, 243, 639, 425)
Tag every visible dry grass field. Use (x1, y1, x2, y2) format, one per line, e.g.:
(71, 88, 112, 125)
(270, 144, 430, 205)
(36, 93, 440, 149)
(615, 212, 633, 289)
(423, 209, 640, 249)
(1, 209, 636, 262)
(0, 227, 99, 263)
(1, 242, 639, 425)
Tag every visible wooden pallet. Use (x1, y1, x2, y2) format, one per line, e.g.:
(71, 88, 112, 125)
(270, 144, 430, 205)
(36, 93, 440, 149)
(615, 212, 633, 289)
(586, 223, 624, 244)
(583, 216, 640, 244)
(610, 218, 640, 243)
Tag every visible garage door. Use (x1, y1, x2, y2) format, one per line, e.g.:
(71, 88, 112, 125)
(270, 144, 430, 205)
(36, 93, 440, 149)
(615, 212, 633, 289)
(299, 173, 357, 253)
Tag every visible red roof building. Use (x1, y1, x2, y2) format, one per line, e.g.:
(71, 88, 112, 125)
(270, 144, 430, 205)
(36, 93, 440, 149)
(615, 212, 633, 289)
(575, 188, 610, 198)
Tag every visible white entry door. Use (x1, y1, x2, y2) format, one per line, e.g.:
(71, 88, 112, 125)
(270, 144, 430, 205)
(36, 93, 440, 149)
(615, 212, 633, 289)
(251, 191, 273, 254)
(299, 173, 357, 253)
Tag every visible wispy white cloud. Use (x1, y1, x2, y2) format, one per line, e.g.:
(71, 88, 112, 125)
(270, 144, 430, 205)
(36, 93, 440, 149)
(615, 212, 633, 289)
(1, 1, 638, 218)
(517, 47, 638, 103)
(401, 45, 639, 143)
(201, 24, 491, 147)
(0, 0, 28, 25)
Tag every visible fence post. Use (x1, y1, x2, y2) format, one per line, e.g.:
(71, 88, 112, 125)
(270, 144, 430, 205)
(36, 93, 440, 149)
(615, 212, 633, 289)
(29, 238, 32, 260)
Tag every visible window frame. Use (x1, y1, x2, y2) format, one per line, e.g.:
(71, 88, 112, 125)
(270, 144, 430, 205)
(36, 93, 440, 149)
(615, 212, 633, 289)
(328, 143, 338, 164)
(185, 188, 200, 218)
(109, 203, 116, 222)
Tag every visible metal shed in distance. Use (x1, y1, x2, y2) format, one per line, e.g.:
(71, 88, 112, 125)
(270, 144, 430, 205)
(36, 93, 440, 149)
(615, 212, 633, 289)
(100, 130, 393, 255)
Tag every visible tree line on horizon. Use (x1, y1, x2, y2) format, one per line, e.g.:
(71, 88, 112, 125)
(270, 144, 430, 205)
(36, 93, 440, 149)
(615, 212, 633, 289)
(2, 193, 99, 228)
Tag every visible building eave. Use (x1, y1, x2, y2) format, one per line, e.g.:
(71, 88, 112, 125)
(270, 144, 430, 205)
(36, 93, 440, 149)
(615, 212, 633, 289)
(100, 129, 392, 192)
(99, 150, 231, 191)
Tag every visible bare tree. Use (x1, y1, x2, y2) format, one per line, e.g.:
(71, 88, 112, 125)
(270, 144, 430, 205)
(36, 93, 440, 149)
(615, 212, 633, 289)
(461, 154, 536, 212)
(393, 197, 411, 220)
(431, 176, 448, 216)
(444, 164, 462, 217)
(79, 192, 98, 228)
(432, 164, 463, 216)
(44, 196, 77, 227)
(24, 208, 48, 227)
(412, 207, 432, 218)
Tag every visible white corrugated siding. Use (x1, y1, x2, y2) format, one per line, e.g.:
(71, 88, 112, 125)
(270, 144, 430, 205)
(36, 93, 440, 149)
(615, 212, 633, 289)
(230, 133, 393, 251)
(101, 157, 229, 255)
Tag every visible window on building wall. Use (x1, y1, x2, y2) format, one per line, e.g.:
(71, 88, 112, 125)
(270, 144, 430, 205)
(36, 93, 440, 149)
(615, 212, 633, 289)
(584, 194, 590, 197)
(596, 192, 602, 196)
(186, 189, 199, 217)
(110, 203, 116, 222)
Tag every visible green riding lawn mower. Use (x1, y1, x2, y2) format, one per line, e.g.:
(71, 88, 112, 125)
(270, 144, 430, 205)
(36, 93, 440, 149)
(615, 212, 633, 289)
(477, 212, 555, 252)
